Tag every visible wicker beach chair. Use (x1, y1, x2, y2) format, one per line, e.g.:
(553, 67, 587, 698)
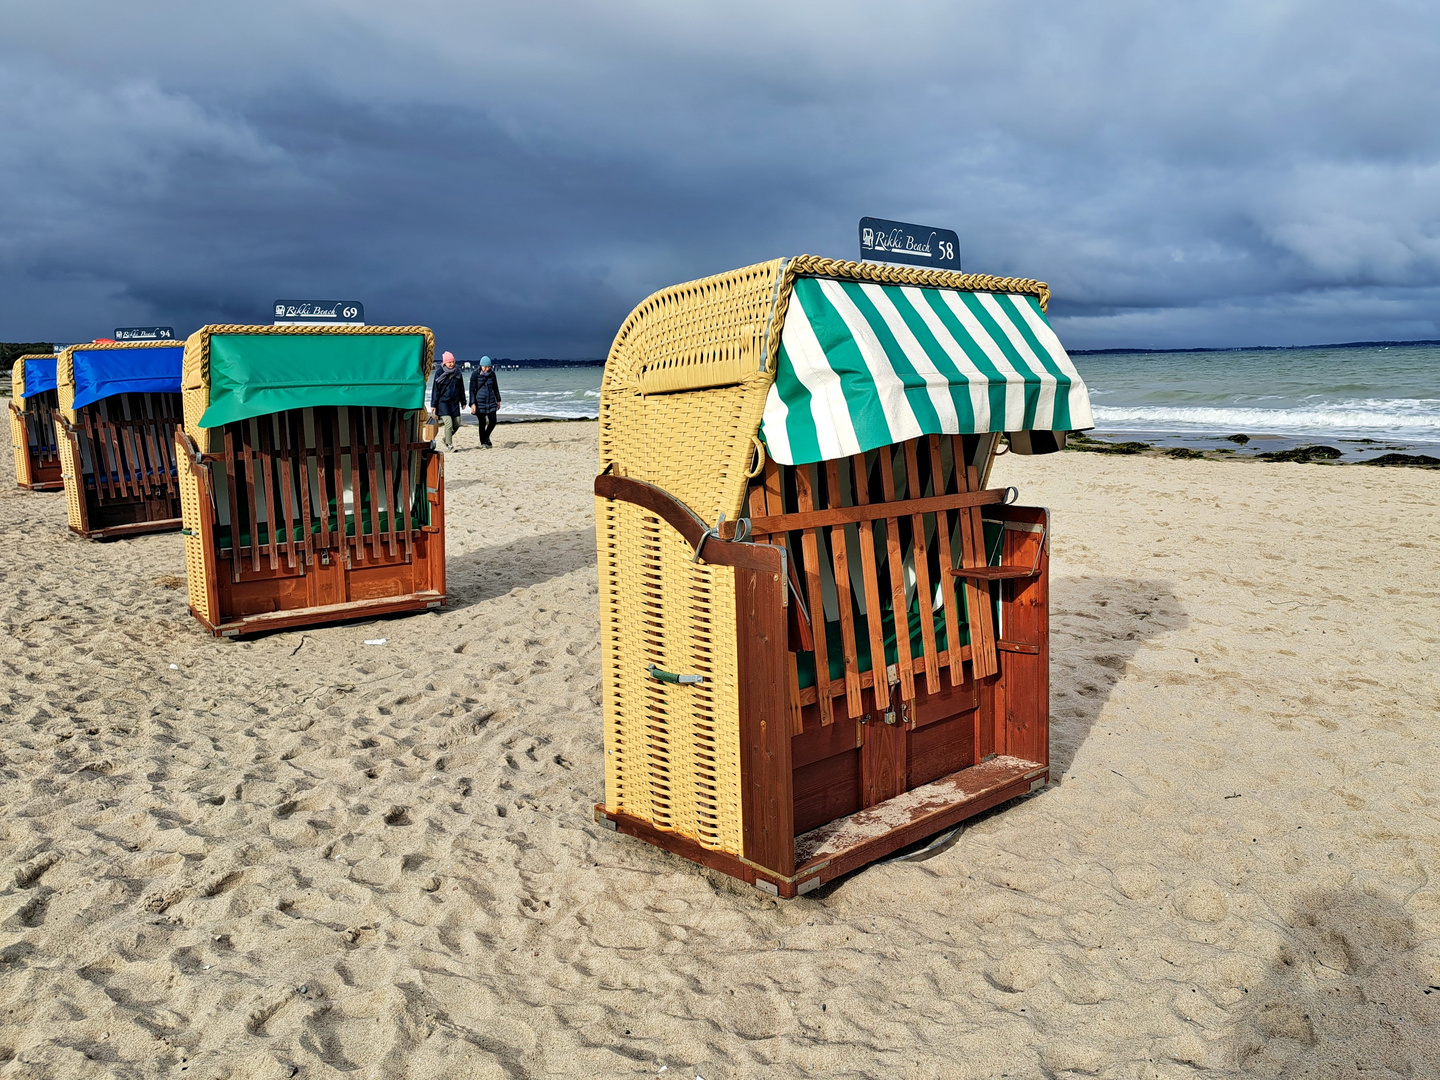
(10, 354, 64, 491)
(175, 324, 445, 637)
(594, 255, 1094, 896)
(55, 341, 185, 539)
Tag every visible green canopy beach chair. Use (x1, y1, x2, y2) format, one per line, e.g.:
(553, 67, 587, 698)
(176, 324, 445, 636)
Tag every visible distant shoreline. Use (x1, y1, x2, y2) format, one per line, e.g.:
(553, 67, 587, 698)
(1072, 339, 1440, 356)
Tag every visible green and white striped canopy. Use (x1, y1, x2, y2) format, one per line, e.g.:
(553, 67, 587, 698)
(760, 277, 1093, 465)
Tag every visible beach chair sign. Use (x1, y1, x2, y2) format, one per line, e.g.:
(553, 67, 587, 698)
(175, 323, 444, 636)
(54, 341, 186, 538)
(593, 255, 1093, 896)
(10, 353, 64, 491)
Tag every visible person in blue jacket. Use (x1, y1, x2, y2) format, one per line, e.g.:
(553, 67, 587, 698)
(469, 356, 502, 449)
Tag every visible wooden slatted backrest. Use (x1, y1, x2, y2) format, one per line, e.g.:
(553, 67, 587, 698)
(75, 392, 182, 504)
(24, 392, 61, 461)
(213, 406, 428, 573)
(744, 434, 1000, 723)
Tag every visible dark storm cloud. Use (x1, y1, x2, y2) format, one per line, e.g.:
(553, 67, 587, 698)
(2, 0, 1439, 352)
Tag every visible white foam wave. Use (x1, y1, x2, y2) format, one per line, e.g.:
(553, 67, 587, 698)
(1092, 398, 1440, 437)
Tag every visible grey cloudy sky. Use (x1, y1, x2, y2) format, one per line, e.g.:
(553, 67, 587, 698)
(2, 1, 1437, 354)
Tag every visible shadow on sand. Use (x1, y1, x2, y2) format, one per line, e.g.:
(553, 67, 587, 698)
(1229, 886, 1440, 1075)
(1047, 573, 1188, 778)
(801, 573, 1185, 898)
(444, 527, 596, 609)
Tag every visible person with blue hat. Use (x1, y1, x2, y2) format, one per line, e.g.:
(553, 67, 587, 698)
(468, 355, 502, 449)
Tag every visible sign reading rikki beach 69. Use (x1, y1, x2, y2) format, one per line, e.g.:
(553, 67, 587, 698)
(859, 217, 961, 271)
(272, 300, 365, 326)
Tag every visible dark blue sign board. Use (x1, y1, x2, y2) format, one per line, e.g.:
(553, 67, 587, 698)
(114, 326, 176, 341)
(273, 300, 365, 325)
(859, 217, 961, 271)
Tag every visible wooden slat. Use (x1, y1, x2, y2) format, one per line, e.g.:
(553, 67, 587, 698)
(929, 435, 967, 681)
(292, 410, 315, 565)
(81, 412, 105, 500)
(904, 440, 942, 690)
(275, 413, 298, 569)
(343, 409, 364, 564)
(824, 460, 864, 718)
(959, 461, 999, 680)
(735, 486, 1004, 535)
(259, 417, 281, 570)
(104, 411, 128, 499)
(793, 464, 834, 727)
(849, 452, 890, 712)
(243, 419, 263, 573)
(366, 409, 383, 561)
(223, 426, 244, 578)
(378, 410, 398, 558)
(314, 409, 333, 552)
(878, 445, 916, 703)
(395, 410, 414, 562)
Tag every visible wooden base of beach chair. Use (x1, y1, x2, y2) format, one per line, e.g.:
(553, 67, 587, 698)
(176, 409, 446, 638)
(594, 470, 1051, 897)
(10, 400, 64, 490)
(597, 755, 1045, 898)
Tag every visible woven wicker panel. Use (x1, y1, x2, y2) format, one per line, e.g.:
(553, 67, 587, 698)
(10, 408, 30, 486)
(181, 324, 436, 454)
(598, 496, 743, 854)
(55, 420, 83, 531)
(175, 440, 210, 623)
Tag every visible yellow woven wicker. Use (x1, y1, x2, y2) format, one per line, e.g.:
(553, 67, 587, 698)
(55, 416, 84, 531)
(10, 355, 46, 486)
(181, 324, 436, 454)
(9, 411, 27, 487)
(597, 254, 1050, 857)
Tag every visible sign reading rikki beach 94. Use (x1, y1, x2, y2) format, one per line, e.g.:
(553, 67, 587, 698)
(272, 300, 365, 326)
(859, 217, 961, 271)
(114, 326, 176, 341)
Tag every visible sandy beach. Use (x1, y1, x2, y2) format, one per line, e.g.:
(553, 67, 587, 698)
(1, 420, 1437, 1078)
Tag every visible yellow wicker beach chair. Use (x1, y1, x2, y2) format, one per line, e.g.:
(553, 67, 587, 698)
(55, 341, 186, 538)
(175, 324, 444, 637)
(594, 255, 1094, 896)
(10, 354, 64, 490)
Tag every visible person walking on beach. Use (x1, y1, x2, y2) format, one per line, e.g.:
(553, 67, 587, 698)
(469, 356, 501, 449)
(430, 350, 466, 451)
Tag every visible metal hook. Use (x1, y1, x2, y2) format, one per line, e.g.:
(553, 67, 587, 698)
(692, 514, 724, 562)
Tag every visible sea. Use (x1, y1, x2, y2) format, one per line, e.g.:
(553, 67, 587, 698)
(448, 345, 1440, 461)
(1075, 343, 1440, 459)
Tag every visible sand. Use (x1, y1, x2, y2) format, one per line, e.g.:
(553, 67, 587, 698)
(1, 421, 1437, 1079)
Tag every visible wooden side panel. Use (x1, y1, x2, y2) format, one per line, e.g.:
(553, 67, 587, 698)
(861, 719, 906, 808)
(996, 509, 1049, 766)
(736, 556, 795, 877)
(792, 750, 861, 836)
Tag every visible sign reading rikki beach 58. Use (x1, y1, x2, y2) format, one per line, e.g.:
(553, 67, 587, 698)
(859, 217, 961, 271)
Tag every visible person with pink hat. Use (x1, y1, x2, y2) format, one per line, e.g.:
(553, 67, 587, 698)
(429, 350, 466, 451)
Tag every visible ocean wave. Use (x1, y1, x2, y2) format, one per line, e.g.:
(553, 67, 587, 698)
(1091, 399, 1440, 437)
